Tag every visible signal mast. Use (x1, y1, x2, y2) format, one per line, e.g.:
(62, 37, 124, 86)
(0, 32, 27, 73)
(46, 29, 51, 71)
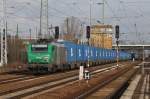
(0, 0, 8, 66)
(39, 0, 48, 39)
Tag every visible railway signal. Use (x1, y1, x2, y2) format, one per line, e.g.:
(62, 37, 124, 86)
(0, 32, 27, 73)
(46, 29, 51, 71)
(115, 25, 119, 39)
(115, 25, 120, 68)
(86, 26, 90, 39)
(55, 26, 59, 39)
(85, 25, 91, 85)
(79, 26, 91, 82)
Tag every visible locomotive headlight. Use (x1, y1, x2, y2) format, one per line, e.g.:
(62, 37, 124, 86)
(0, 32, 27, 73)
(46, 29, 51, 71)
(29, 59, 31, 63)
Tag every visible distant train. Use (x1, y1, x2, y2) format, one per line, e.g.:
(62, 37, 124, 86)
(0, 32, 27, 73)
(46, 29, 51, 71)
(27, 40, 132, 73)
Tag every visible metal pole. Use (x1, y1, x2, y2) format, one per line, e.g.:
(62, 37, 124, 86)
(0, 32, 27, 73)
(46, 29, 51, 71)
(102, 33, 104, 48)
(0, 0, 7, 66)
(90, 0, 92, 26)
(143, 45, 145, 62)
(0, 29, 3, 66)
(36, 27, 38, 39)
(84, 0, 92, 84)
(46, 0, 48, 38)
(115, 25, 119, 68)
(16, 24, 18, 37)
(117, 40, 119, 67)
(5, 22, 7, 64)
(88, 38, 90, 67)
(29, 28, 31, 40)
(117, 39, 119, 67)
(102, 0, 105, 24)
(142, 43, 145, 74)
(88, 0, 92, 68)
(39, 0, 42, 38)
(66, 18, 69, 34)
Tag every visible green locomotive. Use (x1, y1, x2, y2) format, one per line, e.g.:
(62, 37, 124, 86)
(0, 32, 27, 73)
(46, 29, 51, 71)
(27, 42, 67, 73)
(27, 43, 54, 72)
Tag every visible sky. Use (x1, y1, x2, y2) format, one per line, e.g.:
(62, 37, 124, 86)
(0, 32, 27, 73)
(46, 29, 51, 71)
(0, 0, 150, 44)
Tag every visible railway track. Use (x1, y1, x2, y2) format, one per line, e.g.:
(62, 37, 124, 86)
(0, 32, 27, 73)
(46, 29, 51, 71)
(140, 74, 150, 99)
(77, 66, 134, 99)
(85, 66, 139, 99)
(0, 75, 36, 85)
(131, 61, 150, 99)
(126, 74, 150, 99)
(0, 70, 38, 85)
(0, 63, 121, 99)
(0, 74, 25, 81)
(26, 62, 139, 99)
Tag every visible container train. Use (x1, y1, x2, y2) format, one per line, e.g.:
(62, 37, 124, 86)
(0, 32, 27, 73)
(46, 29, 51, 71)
(27, 40, 132, 73)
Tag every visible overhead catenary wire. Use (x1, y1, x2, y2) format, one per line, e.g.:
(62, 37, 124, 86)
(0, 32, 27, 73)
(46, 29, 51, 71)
(117, 0, 137, 42)
(117, 0, 150, 43)
(8, 0, 89, 24)
(1, 0, 150, 44)
(104, 0, 133, 33)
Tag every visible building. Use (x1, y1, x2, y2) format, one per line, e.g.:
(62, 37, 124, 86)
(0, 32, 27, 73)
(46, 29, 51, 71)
(90, 24, 113, 49)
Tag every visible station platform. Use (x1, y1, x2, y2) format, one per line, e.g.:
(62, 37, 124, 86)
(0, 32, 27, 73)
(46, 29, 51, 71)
(121, 62, 150, 99)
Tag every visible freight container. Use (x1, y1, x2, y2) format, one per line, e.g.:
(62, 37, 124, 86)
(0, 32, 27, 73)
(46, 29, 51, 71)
(76, 44, 84, 62)
(61, 41, 77, 63)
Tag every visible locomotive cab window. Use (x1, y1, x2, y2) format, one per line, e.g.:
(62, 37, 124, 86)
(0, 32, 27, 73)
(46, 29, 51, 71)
(31, 44, 48, 52)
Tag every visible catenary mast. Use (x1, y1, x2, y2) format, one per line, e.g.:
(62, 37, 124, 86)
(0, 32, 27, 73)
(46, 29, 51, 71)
(0, 0, 8, 66)
(39, 0, 48, 39)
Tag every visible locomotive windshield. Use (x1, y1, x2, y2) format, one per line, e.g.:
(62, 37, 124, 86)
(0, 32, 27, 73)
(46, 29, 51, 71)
(31, 44, 48, 52)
